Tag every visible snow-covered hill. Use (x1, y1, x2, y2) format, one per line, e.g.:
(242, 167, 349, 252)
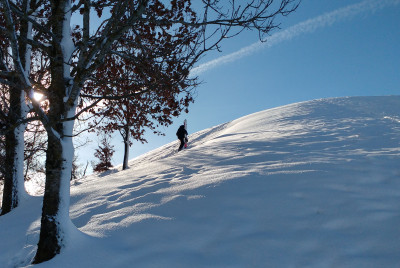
(1, 96, 400, 267)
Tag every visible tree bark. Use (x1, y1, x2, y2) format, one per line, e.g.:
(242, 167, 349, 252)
(34, 134, 63, 261)
(34, 127, 74, 263)
(33, 0, 76, 263)
(1, 0, 32, 215)
(1, 90, 27, 215)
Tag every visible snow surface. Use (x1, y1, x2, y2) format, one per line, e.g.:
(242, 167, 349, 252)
(1, 96, 400, 267)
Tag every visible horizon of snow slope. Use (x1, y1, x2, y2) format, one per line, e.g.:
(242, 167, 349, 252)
(1, 96, 400, 267)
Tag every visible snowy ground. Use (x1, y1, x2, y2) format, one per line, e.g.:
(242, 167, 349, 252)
(1, 96, 400, 267)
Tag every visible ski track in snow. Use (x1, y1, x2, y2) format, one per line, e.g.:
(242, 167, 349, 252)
(1, 96, 400, 267)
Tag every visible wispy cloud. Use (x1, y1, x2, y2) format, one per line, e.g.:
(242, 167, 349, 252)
(190, 0, 400, 76)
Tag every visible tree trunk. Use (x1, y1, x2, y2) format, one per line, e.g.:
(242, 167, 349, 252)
(122, 127, 130, 170)
(1, 90, 27, 215)
(33, 126, 74, 263)
(1, 0, 32, 215)
(33, 0, 76, 263)
(34, 135, 63, 261)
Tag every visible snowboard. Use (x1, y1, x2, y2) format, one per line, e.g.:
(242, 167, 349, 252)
(184, 119, 188, 148)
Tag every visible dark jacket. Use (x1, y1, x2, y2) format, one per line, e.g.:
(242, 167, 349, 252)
(176, 125, 188, 139)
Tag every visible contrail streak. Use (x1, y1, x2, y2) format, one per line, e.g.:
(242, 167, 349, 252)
(190, 0, 400, 76)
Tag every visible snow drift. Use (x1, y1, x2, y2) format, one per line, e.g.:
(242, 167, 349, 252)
(1, 96, 400, 267)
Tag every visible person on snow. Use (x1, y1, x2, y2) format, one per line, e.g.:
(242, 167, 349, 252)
(176, 125, 188, 151)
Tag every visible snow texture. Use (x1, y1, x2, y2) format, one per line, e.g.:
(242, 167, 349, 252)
(1, 96, 400, 267)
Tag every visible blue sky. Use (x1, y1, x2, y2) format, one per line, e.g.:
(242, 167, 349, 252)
(78, 0, 400, 169)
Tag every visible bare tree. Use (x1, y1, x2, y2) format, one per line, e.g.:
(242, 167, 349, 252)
(0, 0, 39, 215)
(1, 0, 299, 263)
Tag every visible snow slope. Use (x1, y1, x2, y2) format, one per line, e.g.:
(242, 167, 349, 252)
(1, 96, 400, 267)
